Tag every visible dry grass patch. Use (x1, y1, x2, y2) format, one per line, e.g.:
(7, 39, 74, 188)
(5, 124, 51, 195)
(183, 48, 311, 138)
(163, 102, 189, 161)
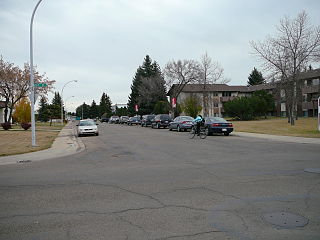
(232, 117, 320, 138)
(0, 123, 64, 156)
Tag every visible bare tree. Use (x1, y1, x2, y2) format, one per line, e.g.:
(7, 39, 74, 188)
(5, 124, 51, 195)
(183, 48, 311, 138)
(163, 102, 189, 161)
(197, 52, 224, 116)
(164, 59, 200, 100)
(251, 11, 320, 125)
(0, 56, 54, 123)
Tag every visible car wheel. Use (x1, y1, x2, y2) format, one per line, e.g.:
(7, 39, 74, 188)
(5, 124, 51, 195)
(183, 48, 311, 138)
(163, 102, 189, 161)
(224, 132, 230, 136)
(157, 123, 160, 129)
(78, 133, 82, 137)
(206, 128, 211, 136)
(96, 132, 99, 136)
(177, 125, 181, 132)
(169, 127, 172, 131)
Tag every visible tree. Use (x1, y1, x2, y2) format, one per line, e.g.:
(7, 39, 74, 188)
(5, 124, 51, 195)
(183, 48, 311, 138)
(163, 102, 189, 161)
(89, 100, 99, 118)
(0, 56, 54, 123)
(37, 96, 49, 122)
(75, 102, 90, 119)
(52, 92, 62, 107)
(252, 90, 275, 118)
(224, 97, 256, 120)
(197, 52, 224, 116)
(153, 101, 170, 114)
(247, 67, 265, 86)
(12, 97, 31, 123)
(128, 55, 165, 116)
(181, 96, 202, 118)
(251, 11, 320, 125)
(99, 92, 112, 117)
(115, 107, 128, 116)
(164, 59, 200, 100)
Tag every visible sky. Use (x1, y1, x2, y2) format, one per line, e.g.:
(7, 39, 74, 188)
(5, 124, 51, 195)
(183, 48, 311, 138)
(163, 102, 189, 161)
(1, 0, 320, 112)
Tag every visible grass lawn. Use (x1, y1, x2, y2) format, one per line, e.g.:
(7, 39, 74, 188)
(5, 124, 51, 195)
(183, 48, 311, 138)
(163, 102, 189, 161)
(232, 117, 320, 138)
(0, 123, 64, 157)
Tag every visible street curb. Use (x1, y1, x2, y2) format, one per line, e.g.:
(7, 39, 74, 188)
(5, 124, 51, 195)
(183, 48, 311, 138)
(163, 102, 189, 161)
(0, 122, 86, 166)
(233, 131, 320, 144)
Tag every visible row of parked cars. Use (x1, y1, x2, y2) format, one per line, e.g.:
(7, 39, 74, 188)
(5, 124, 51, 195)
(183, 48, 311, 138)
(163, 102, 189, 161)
(104, 114, 234, 136)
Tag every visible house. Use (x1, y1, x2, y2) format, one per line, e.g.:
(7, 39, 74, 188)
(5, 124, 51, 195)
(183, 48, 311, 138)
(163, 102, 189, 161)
(0, 101, 7, 123)
(167, 68, 320, 117)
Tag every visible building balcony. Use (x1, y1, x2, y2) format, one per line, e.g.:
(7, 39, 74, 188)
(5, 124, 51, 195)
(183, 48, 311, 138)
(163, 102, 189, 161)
(302, 85, 320, 94)
(302, 101, 317, 110)
(220, 96, 236, 102)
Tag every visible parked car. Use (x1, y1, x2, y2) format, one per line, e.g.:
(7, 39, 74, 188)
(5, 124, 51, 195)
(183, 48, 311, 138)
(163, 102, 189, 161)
(77, 119, 99, 137)
(151, 114, 172, 129)
(100, 117, 109, 123)
(127, 116, 141, 125)
(204, 117, 233, 136)
(109, 116, 120, 124)
(141, 114, 155, 127)
(169, 116, 194, 132)
(119, 116, 129, 124)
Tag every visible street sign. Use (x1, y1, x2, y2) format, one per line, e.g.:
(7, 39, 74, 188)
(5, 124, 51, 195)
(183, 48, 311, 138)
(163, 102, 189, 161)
(34, 82, 47, 87)
(172, 98, 177, 108)
(135, 104, 139, 112)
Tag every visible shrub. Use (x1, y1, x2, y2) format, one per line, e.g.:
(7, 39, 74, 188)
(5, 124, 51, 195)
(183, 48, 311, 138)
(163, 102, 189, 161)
(1, 122, 11, 130)
(21, 123, 31, 130)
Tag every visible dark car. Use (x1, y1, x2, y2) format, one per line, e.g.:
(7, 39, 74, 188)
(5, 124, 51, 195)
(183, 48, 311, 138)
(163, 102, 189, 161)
(204, 117, 233, 136)
(169, 116, 194, 132)
(141, 114, 155, 127)
(151, 114, 172, 129)
(100, 117, 109, 123)
(127, 116, 141, 125)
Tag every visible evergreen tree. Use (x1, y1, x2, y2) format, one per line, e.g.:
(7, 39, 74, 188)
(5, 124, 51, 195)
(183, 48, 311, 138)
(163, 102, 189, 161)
(247, 68, 265, 86)
(99, 92, 112, 117)
(37, 96, 49, 122)
(76, 102, 90, 119)
(89, 100, 99, 118)
(127, 55, 167, 116)
(52, 92, 62, 107)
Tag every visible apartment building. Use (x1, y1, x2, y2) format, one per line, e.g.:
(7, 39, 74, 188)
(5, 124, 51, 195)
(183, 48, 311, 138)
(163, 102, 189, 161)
(167, 69, 320, 117)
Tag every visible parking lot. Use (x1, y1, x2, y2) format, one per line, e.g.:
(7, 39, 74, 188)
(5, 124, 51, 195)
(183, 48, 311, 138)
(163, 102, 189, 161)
(0, 122, 319, 240)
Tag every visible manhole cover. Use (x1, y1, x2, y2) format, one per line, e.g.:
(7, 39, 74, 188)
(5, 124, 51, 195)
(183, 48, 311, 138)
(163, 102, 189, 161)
(263, 212, 308, 229)
(304, 168, 320, 174)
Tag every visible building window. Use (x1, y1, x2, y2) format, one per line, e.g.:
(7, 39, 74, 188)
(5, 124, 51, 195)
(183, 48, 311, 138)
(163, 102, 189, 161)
(213, 102, 219, 108)
(222, 92, 231, 97)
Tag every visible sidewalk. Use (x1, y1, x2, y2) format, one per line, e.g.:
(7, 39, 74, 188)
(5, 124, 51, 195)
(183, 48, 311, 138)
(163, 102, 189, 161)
(0, 122, 85, 166)
(234, 131, 320, 144)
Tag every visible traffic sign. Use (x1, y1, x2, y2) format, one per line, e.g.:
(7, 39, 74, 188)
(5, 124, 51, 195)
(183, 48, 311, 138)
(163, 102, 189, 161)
(34, 83, 47, 87)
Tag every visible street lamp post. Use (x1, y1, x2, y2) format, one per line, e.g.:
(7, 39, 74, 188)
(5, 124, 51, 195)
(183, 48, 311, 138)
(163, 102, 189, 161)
(64, 96, 74, 121)
(30, 0, 43, 147)
(61, 80, 77, 125)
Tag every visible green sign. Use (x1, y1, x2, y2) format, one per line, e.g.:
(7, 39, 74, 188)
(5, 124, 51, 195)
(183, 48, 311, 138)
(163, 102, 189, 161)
(34, 83, 47, 87)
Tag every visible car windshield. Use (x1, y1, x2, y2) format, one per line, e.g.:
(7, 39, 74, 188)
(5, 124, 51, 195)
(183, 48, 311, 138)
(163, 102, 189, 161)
(147, 115, 155, 119)
(132, 117, 140, 120)
(160, 115, 171, 120)
(207, 117, 228, 123)
(79, 121, 96, 126)
(180, 116, 194, 121)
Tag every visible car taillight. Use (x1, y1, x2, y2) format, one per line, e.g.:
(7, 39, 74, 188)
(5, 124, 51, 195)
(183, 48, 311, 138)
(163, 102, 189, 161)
(228, 123, 233, 127)
(212, 123, 220, 127)
(181, 121, 186, 124)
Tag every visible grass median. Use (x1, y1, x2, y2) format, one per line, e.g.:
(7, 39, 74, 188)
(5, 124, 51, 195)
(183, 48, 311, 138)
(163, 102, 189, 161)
(231, 117, 320, 138)
(0, 123, 65, 157)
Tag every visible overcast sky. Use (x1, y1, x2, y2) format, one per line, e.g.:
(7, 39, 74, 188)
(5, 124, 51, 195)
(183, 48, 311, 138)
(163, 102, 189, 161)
(1, 0, 319, 112)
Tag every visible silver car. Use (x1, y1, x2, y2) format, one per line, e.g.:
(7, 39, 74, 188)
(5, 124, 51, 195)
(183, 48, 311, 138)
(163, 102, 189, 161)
(77, 119, 99, 137)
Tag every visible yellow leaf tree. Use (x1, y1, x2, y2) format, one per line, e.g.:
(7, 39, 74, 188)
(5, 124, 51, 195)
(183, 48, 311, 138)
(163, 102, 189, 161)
(13, 97, 31, 123)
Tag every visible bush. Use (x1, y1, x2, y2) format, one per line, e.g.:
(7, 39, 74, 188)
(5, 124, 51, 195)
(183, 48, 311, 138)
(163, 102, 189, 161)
(21, 123, 31, 130)
(1, 122, 11, 130)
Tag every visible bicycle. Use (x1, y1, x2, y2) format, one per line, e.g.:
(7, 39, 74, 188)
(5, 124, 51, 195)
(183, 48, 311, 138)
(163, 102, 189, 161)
(189, 124, 207, 139)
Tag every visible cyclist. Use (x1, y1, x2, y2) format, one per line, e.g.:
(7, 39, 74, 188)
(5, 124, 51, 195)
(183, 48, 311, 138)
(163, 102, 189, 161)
(193, 115, 203, 135)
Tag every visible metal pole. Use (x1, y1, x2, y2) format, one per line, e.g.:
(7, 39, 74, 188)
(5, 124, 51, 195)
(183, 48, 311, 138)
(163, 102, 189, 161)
(30, 0, 43, 147)
(318, 97, 320, 131)
(64, 96, 74, 122)
(61, 80, 77, 125)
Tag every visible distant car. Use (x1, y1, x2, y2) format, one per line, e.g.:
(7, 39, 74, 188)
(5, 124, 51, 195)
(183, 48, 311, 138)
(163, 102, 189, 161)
(109, 116, 120, 124)
(77, 119, 99, 137)
(141, 114, 155, 127)
(127, 116, 141, 125)
(169, 116, 194, 132)
(204, 117, 233, 136)
(151, 114, 172, 129)
(100, 117, 109, 123)
(119, 116, 129, 124)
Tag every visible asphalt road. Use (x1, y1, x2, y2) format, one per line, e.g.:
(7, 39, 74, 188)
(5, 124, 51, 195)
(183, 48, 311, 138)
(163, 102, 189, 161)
(0, 123, 319, 240)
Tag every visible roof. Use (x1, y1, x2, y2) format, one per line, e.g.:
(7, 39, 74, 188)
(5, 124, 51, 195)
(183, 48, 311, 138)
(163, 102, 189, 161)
(297, 69, 320, 80)
(168, 84, 252, 95)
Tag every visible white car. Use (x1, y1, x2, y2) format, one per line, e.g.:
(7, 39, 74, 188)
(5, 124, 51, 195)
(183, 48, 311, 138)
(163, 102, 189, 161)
(77, 119, 99, 137)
